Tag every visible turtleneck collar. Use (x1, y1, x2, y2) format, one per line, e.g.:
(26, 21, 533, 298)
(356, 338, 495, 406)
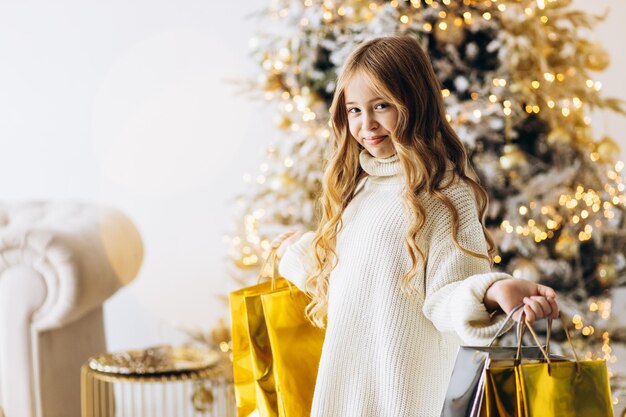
(359, 149, 403, 185)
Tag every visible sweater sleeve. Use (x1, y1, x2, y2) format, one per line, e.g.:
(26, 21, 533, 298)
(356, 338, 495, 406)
(421, 181, 512, 346)
(277, 231, 316, 292)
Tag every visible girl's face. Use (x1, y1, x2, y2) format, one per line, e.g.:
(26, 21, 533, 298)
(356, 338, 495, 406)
(344, 72, 398, 159)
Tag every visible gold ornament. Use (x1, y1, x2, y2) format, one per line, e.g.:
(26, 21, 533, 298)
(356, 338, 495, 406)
(275, 114, 292, 129)
(262, 72, 283, 91)
(554, 231, 578, 260)
(595, 135, 620, 162)
(546, 41, 566, 67)
(585, 44, 610, 72)
(499, 144, 527, 170)
(511, 258, 541, 282)
(211, 318, 230, 345)
(546, 128, 572, 146)
(434, 16, 465, 47)
(192, 382, 215, 411)
(596, 256, 617, 288)
(574, 125, 594, 146)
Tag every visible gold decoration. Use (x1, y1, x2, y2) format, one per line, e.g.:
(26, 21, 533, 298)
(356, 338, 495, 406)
(211, 318, 231, 346)
(545, 0, 572, 9)
(546, 127, 572, 145)
(88, 345, 220, 375)
(81, 354, 234, 417)
(434, 16, 465, 46)
(574, 125, 595, 147)
(275, 114, 293, 129)
(262, 72, 283, 91)
(554, 231, 578, 260)
(596, 256, 617, 287)
(192, 382, 215, 411)
(499, 144, 527, 170)
(595, 135, 620, 162)
(511, 258, 541, 282)
(585, 43, 610, 71)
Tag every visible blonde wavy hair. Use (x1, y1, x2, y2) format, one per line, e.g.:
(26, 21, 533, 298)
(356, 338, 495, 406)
(304, 35, 496, 328)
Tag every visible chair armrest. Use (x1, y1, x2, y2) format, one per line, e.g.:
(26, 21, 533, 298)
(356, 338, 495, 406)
(0, 202, 143, 330)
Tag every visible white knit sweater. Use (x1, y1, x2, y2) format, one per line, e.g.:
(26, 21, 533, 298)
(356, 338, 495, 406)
(278, 149, 512, 417)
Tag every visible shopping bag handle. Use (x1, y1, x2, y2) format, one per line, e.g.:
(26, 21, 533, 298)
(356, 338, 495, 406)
(521, 312, 581, 375)
(257, 248, 295, 294)
(488, 305, 553, 368)
(488, 303, 541, 346)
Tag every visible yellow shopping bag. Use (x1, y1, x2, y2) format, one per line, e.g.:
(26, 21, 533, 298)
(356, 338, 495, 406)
(483, 317, 548, 417)
(484, 364, 521, 417)
(517, 316, 613, 417)
(229, 249, 325, 417)
(485, 313, 614, 417)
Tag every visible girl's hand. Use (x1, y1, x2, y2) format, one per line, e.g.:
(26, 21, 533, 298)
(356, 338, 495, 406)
(484, 278, 559, 324)
(270, 229, 304, 258)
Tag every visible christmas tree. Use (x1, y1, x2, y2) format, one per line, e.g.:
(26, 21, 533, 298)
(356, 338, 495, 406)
(226, 0, 626, 407)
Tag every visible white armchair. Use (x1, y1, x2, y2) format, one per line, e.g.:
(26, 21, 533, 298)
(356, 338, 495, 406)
(0, 202, 143, 417)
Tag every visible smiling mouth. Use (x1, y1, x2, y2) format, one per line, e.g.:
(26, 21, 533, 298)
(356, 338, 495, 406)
(364, 135, 387, 144)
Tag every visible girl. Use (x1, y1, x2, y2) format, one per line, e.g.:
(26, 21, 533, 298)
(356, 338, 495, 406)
(272, 35, 558, 416)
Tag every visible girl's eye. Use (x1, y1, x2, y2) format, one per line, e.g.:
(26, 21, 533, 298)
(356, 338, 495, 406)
(375, 103, 388, 110)
(347, 107, 360, 114)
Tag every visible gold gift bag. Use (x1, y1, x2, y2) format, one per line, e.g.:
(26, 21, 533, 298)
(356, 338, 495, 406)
(229, 250, 325, 417)
(484, 364, 521, 417)
(517, 316, 614, 417)
(483, 317, 546, 417)
(486, 313, 614, 417)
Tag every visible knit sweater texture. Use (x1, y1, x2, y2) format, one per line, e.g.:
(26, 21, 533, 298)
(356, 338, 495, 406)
(278, 149, 512, 417)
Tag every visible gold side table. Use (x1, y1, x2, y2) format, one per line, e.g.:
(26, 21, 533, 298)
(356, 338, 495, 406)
(81, 345, 235, 417)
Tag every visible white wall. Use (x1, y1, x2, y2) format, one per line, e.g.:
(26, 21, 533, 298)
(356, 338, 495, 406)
(0, 0, 277, 349)
(0, 0, 624, 373)
(576, 0, 626, 144)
